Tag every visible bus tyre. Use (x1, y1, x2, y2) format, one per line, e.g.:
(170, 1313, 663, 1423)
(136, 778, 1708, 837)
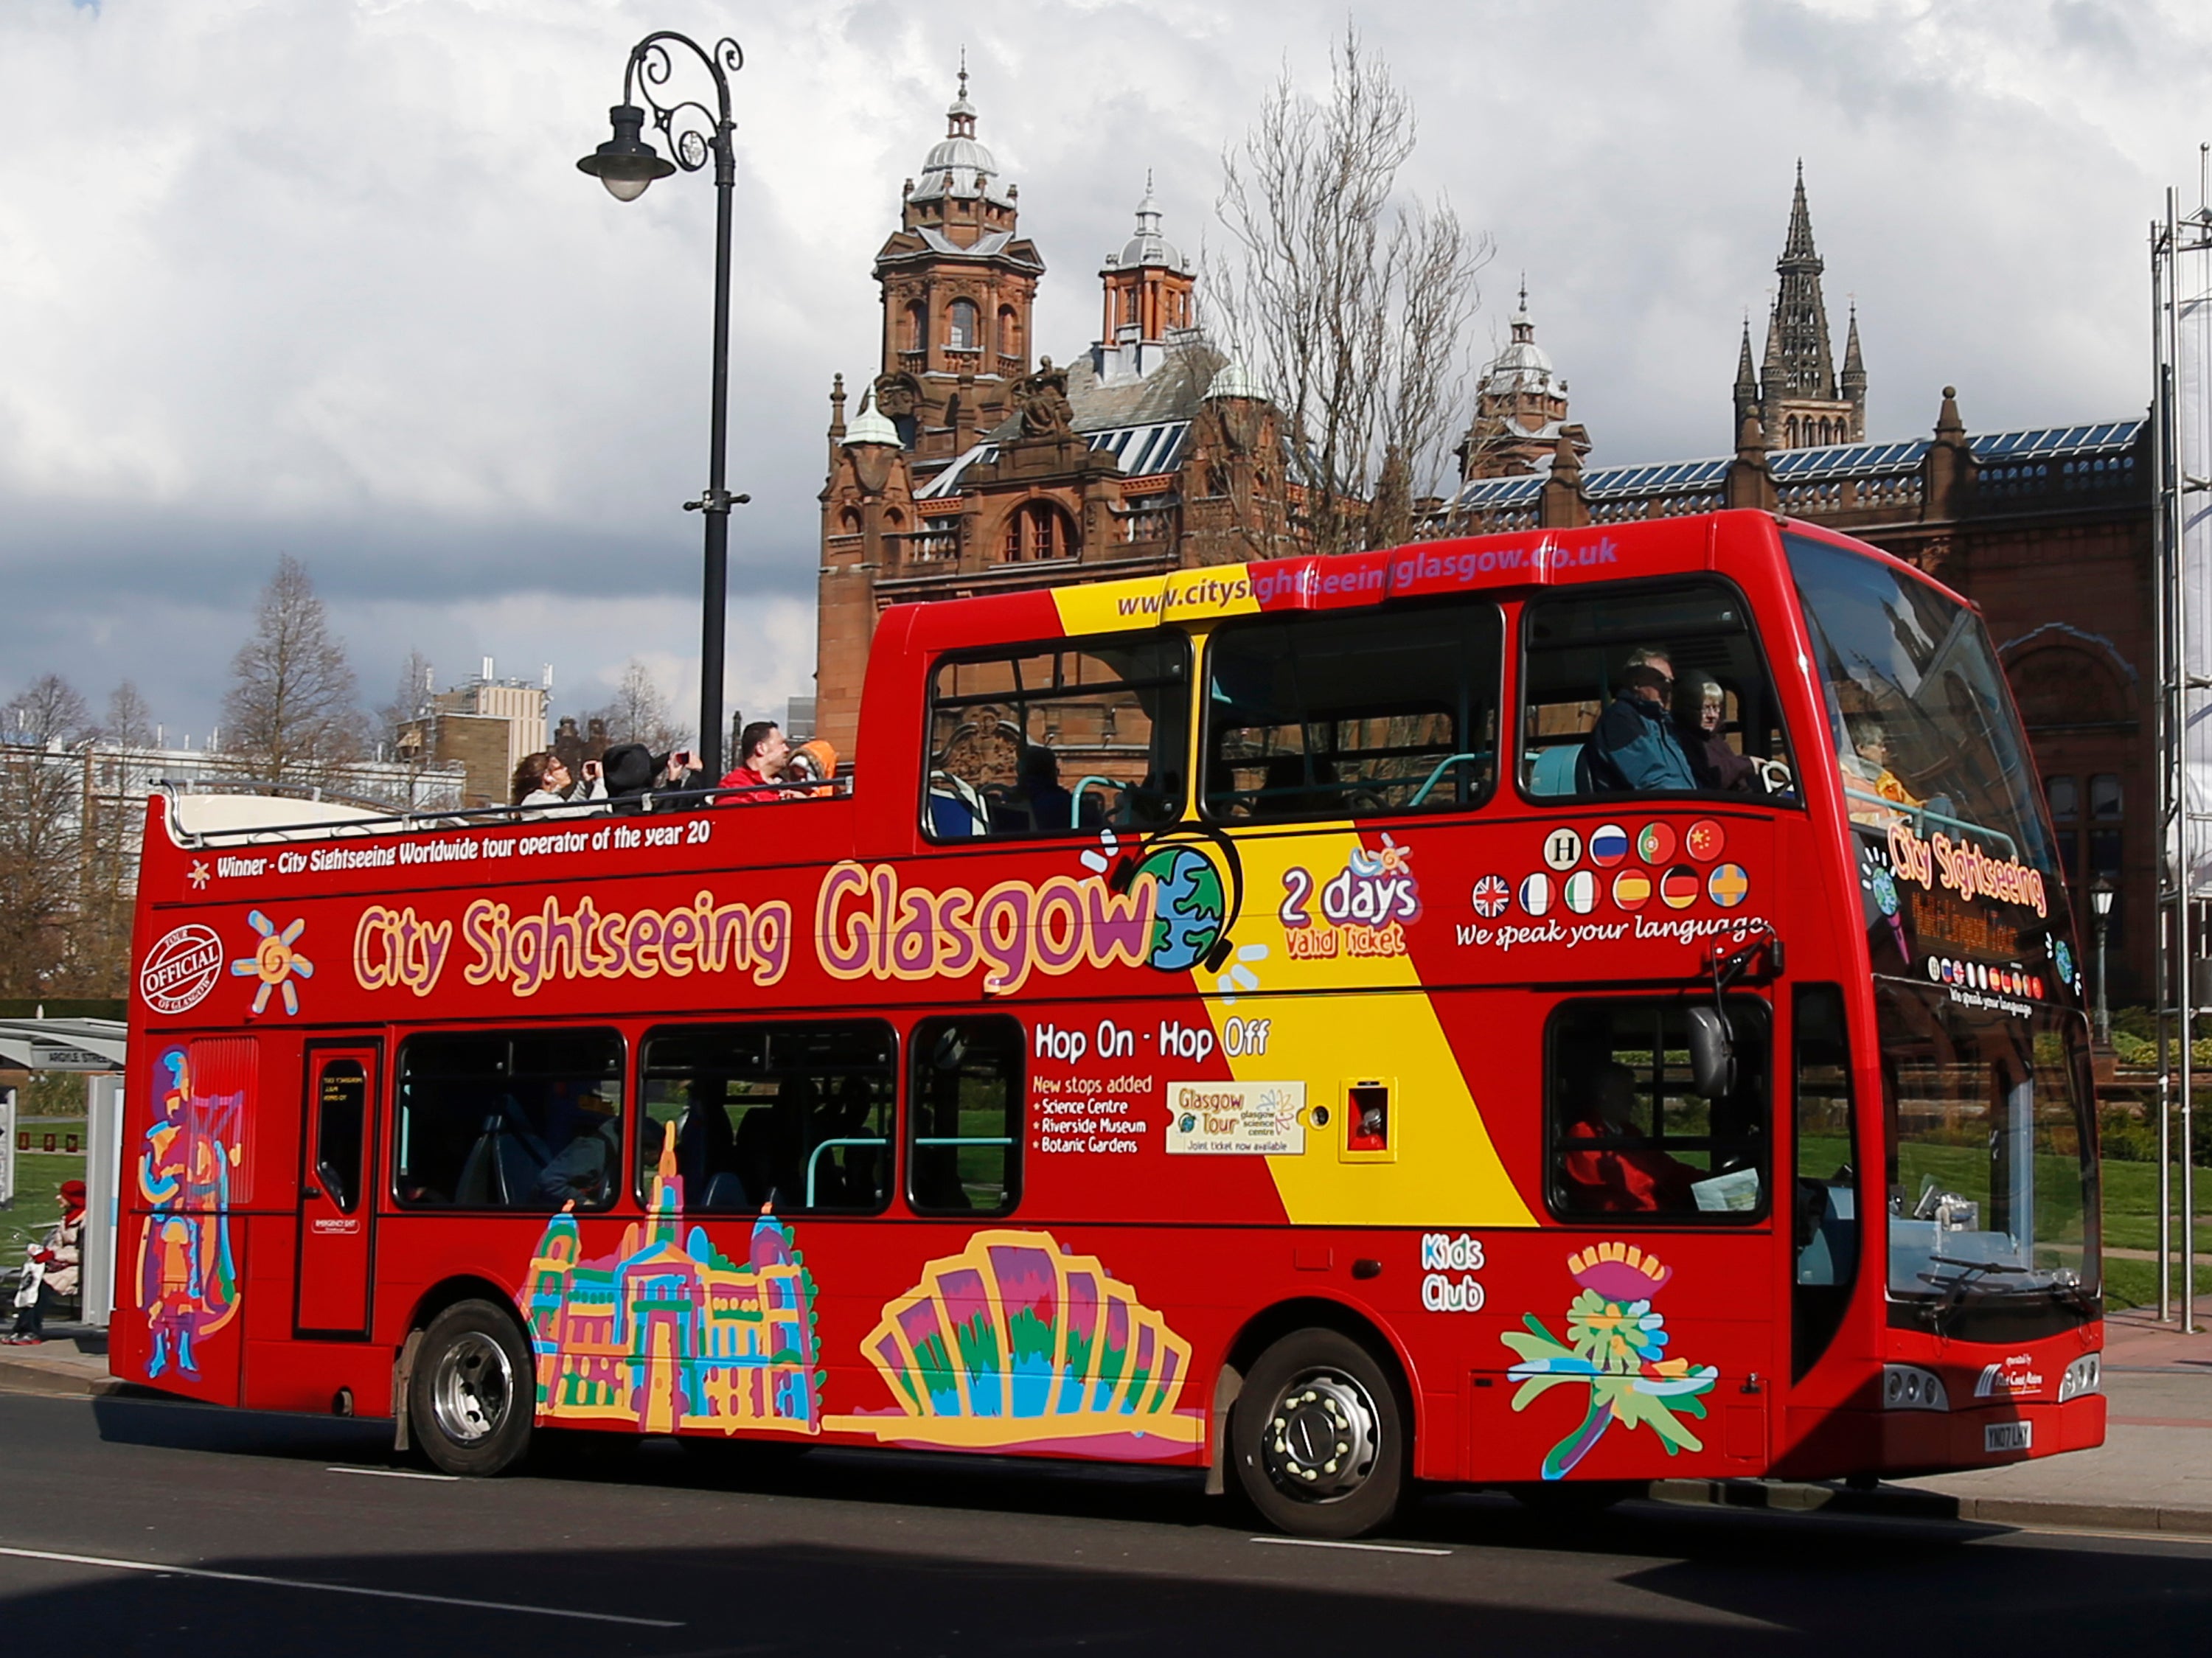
(408, 1300, 534, 1477)
(1233, 1328, 1405, 1539)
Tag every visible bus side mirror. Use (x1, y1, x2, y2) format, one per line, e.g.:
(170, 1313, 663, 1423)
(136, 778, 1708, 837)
(1686, 1006, 1736, 1098)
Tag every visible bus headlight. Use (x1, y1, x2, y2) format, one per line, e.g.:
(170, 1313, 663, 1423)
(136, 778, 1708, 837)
(2057, 1353, 2102, 1403)
(1882, 1363, 1950, 1412)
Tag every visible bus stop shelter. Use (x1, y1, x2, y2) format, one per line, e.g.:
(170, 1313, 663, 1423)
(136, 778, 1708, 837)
(0, 1017, 127, 1328)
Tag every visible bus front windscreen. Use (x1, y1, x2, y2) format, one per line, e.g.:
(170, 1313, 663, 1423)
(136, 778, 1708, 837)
(1786, 533, 2062, 880)
(1876, 982, 2098, 1339)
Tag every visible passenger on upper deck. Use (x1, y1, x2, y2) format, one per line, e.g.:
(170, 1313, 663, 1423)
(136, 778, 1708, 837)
(602, 744, 703, 812)
(1675, 672, 1759, 794)
(1840, 714, 1921, 826)
(716, 722, 790, 804)
(1583, 647, 1697, 793)
(512, 752, 607, 818)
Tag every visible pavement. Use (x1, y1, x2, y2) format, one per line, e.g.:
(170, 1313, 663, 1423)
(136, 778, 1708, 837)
(10, 1308, 2212, 1540)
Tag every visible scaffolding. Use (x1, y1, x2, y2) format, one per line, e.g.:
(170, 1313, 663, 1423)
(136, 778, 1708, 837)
(2151, 153, 2212, 1328)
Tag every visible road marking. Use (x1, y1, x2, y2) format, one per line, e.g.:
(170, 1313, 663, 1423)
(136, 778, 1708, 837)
(1248, 1536, 1451, 1557)
(0, 1545, 684, 1628)
(326, 1466, 460, 1482)
(2007, 1524, 2212, 1549)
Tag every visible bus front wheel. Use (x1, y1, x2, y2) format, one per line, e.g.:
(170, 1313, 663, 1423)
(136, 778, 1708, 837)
(409, 1300, 534, 1477)
(1233, 1328, 1405, 1539)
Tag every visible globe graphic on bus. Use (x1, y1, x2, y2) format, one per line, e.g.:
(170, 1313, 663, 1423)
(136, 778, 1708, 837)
(1137, 846, 1225, 972)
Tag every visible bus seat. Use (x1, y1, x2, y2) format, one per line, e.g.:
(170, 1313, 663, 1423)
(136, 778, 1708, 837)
(1528, 744, 1582, 797)
(453, 1120, 501, 1205)
(494, 1130, 547, 1205)
(699, 1171, 749, 1212)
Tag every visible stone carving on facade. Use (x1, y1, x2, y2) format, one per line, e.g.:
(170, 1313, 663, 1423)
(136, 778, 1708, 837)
(1012, 358, 1074, 438)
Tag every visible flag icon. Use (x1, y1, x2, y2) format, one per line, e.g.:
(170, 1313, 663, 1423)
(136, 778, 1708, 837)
(1660, 865, 1700, 910)
(1707, 863, 1750, 908)
(1472, 874, 1511, 919)
(1686, 818, 1725, 862)
(1518, 872, 1553, 916)
(1612, 868, 1653, 910)
(1638, 821, 1677, 864)
(1590, 823, 1630, 866)
(1564, 870, 1598, 913)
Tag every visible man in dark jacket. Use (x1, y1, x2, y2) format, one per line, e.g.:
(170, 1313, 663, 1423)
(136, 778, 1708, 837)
(1583, 649, 1697, 793)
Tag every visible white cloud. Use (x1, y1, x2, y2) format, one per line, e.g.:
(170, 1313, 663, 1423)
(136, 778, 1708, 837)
(3, 0, 2208, 731)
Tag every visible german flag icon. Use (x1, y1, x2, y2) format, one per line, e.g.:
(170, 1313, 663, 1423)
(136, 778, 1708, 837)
(1660, 865, 1701, 910)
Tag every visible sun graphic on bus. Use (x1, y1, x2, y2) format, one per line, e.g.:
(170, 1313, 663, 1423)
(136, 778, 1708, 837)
(230, 911, 314, 1016)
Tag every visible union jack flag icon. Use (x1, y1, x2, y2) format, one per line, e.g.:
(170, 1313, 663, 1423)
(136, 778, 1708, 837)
(1471, 874, 1511, 919)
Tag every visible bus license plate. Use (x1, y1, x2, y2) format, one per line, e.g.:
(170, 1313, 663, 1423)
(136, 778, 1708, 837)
(1984, 1421, 2033, 1453)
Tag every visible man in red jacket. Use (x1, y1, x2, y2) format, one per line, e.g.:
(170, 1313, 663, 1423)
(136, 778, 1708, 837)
(716, 721, 790, 804)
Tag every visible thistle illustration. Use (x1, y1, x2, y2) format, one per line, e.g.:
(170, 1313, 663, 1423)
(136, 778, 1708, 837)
(1500, 1244, 1719, 1480)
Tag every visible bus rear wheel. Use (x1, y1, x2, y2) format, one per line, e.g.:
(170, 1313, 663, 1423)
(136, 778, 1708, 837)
(1233, 1328, 1405, 1539)
(410, 1300, 534, 1477)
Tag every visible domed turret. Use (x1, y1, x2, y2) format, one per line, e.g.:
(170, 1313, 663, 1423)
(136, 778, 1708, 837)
(908, 66, 1014, 208)
(844, 389, 900, 447)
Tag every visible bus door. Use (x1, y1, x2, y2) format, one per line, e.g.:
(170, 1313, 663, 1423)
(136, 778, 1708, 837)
(295, 1042, 380, 1337)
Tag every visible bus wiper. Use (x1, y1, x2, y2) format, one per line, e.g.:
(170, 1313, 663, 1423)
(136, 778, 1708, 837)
(1917, 1255, 2031, 1334)
(1927, 1254, 2031, 1275)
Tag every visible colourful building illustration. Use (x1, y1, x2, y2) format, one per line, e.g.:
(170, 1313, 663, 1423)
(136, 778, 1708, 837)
(520, 1124, 821, 1435)
(830, 1230, 1203, 1453)
(135, 1043, 246, 1379)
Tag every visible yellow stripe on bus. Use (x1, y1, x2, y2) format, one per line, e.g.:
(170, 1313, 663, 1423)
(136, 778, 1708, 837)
(1200, 829, 1534, 1229)
(1051, 566, 1262, 637)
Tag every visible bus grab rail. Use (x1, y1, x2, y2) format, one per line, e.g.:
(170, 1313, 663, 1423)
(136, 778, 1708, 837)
(156, 772, 856, 851)
(1407, 753, 1484, 807)
(1839, 784, 2019, 860)
(802, 1134, 1013, 1208)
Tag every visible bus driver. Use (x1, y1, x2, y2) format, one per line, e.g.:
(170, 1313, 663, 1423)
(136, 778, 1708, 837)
(1562, 1062, 1699, 1213)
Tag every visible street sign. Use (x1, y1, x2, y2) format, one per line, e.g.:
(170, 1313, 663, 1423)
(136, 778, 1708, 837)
(29, 1042, 119, 1072)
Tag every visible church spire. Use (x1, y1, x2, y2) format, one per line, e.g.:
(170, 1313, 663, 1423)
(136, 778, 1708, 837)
(1749, 165, 1862, 449)
(1733, 312, 1760, 434)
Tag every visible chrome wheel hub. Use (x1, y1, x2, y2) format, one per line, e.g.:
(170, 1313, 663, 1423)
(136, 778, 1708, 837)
(431, 1330, 514, 1446)
(1263, 1368, 1380, 1502)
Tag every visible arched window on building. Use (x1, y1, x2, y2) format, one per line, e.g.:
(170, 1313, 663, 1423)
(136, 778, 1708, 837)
(998, 305, 1019, 358)
(948, 299, 979, 352)
(1002, 500, 1075, 562)
(902, 302, 926, 355)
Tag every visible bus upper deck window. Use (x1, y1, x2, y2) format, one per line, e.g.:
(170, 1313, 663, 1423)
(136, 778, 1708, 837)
(924, 632, 1189, 841)
(1203, 602, 1501, 821)
(1520, 579, 1795, 804)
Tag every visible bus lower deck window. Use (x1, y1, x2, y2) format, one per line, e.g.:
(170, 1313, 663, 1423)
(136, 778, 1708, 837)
(394, 1030, 625, 1211)
(1545, 997, 1770, 1222)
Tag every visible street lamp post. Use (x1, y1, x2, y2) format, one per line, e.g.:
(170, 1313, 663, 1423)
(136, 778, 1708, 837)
(577, 32, 747, 783)
(2091, 876, 2116, 1045)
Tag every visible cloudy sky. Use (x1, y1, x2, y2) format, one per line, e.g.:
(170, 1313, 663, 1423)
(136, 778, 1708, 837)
(1, 0, 2206, 745)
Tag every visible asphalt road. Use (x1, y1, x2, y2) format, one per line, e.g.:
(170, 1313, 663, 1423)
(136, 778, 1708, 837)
(1, 1390, 2209, 1656)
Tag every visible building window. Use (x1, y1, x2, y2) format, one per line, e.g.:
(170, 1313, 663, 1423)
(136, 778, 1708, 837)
(2045, 772, 2121, 896)
(998, 305, 1019, 358)
(636, 1021, 894, 1214)
(1002, 500, 1074, 562)
(1545, 997, 1770, 1222)
(924, 630, 1189, 839)
(902, 302, 925, 355)
(948, 299, 979, 352)
(394, 1030, 625, 1210)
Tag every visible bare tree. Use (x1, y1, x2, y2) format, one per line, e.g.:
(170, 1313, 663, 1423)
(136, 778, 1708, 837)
(379, 648, 435, 742)
(221, 555, 366, 786)
(100, 680, 156, 748)
(582, 659, 688, 753)
(0, 676, 92, 996)
(1209, 26, 1490, 555)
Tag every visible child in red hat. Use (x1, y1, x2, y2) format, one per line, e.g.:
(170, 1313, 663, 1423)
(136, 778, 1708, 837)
(7, 1180, 86, 1344)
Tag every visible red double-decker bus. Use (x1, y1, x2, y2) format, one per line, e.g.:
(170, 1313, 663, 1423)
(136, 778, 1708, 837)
(115, 510, 2102, 1538)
